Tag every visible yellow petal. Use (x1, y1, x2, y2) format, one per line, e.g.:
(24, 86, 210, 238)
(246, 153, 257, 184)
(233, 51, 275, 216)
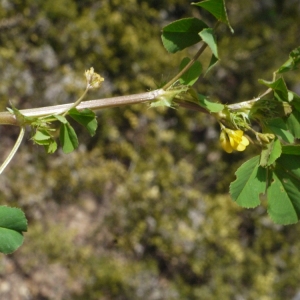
(236, 143, 246, 151)
(220, 131, 233, 153)
(226, 129, 243, 139)
(234, 130, 244, 138)
(236, 136, 249, 151)
(226, 129, 243, 145)
(223, 142, 233, 153)
(241, 136, 249, 146)
(228, 135, 239, 148)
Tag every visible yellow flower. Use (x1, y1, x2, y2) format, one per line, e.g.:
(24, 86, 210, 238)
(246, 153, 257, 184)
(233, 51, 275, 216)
(220, 128, 249, 153)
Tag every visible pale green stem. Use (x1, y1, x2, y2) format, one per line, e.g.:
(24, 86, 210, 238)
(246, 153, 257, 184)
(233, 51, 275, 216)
(0, 126, 25, 174)
(229, 72, 275, 111)
(162, 42, 208, 90)
(162, 21, 221, 90)
(62, 86, 89, 117)
(228, 88, 273, 111)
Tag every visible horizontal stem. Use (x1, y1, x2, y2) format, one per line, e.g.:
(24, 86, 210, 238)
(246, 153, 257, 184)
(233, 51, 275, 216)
(228, 87, 273, 111)
(0, 89, 166, 126)
(227, 99, 258, 111)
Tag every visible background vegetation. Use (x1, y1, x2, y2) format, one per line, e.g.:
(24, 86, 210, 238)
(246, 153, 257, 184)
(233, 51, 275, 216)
(0, 0, 300, 299)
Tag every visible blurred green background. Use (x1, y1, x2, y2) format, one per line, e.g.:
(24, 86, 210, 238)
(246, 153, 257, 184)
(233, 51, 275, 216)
(1, 0, 300, 299)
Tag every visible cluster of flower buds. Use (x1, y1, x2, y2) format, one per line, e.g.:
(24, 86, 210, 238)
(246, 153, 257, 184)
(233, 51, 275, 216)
(85, 67, 104, 89)
(255, 132, 275, 144)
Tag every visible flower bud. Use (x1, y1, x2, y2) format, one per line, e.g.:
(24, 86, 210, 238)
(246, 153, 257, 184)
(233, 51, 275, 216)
(256, 132, 275, 144)
(85, 67, 104, 89)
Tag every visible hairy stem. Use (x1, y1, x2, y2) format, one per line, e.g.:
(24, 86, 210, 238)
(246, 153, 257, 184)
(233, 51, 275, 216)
(228, 88, 273, 111)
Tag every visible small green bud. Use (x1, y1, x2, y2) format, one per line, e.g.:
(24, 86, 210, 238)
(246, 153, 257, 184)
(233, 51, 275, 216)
(256, 132, 275, 144)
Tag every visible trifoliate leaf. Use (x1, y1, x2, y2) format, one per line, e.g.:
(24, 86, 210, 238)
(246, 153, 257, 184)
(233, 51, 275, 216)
(161, 18, 208, 53)
(0, 206, 27, 254)
(230, 156, 267, 208)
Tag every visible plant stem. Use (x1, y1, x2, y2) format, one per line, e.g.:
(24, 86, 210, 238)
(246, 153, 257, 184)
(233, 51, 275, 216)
(0, 88, 212, 128)
(0, 89, 166, 126)
(228, 88, 273, 111)
(62, 86, 89, 117)
(162, 21, 221, 90)
(0, 126, 25, 174)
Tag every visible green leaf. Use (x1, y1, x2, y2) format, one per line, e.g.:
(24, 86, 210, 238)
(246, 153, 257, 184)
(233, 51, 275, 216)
(205, 54, 219, 75)
(199, 28, 218, 58)
(0, 206, 27, 254)
(230, 156, 267, 208)
(179, 57, 202, 86)
(258, 77, 289, 102)
(291, 93, 300, 112)
(282, 145, 300, 155)
(53, 114, 68, 124)
(161, 17, 208, 53)
(197, 94, 224, 113)
(32, 129, 51, 142)
(192, 0, 234, 33)
(265, 118, 294, 143)
(69, 108, 98, 136)
(276, 46, 300, 74)
(44, 139, 58, 154)
(260, 138, 282, 167)
(267, 154, 300, 225)
(59, 123, 79, 153)
(286, 109, 300, 139)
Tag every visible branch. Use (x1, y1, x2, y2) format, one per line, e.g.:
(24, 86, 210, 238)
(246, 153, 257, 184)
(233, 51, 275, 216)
(228, 88, 273, 111)
(0, 89, 166, 126)
(0, 88, 214, 127)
